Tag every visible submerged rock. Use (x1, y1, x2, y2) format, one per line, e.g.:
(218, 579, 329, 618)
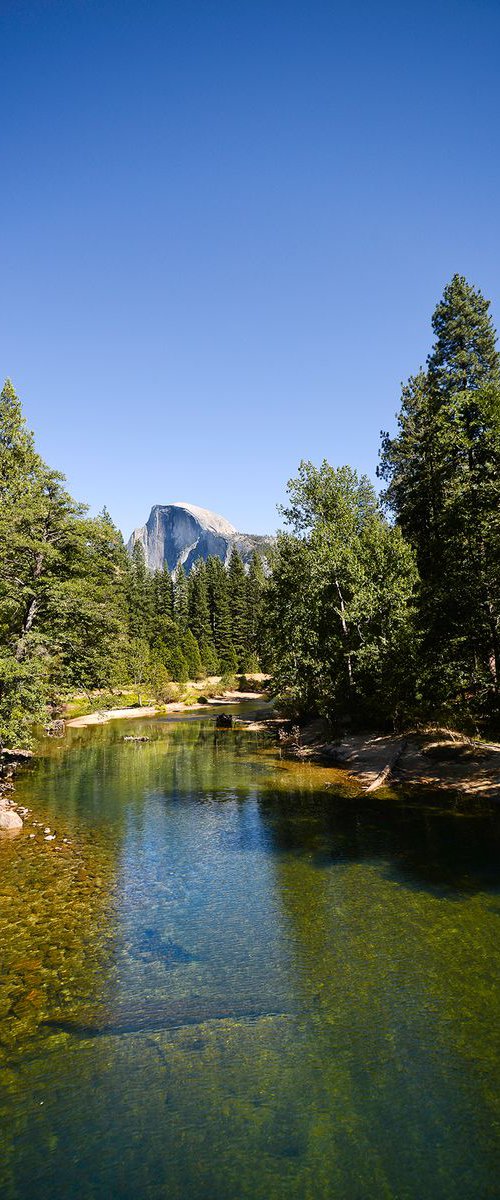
(135, 928, 197, 966)
(216, 714, 233, 729)
(0, 808, 23, 830)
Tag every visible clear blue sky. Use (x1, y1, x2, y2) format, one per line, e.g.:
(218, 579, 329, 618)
(1, 0, 499, 538)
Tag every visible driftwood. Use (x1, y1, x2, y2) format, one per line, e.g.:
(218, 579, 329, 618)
(364, 739, 407, 792)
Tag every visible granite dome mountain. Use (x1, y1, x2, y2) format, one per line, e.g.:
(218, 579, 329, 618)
(128, 502, 274, 574)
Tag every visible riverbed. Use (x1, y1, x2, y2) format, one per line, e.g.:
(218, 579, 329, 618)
(1, 708, 500, 1199)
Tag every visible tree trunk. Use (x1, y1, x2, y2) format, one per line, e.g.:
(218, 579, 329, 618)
(15, 551, 44, 661)
(334, 577, 353, 690)
(487, 603, 499, 692)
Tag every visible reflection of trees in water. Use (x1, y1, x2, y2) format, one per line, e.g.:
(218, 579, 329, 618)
(260, 785, 500, 1196)
(2, 724, 500, 1198)
(257, 785, 500, 896)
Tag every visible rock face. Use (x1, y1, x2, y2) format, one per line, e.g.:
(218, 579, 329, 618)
(128, 502, 274, 574)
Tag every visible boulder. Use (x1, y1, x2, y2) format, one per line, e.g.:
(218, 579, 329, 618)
(1, 748, 34, 764)
(216, 714, 233, 729)
(0, 808, 23, 830)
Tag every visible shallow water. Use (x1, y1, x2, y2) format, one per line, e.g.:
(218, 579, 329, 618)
(1, 710, 500, 1199)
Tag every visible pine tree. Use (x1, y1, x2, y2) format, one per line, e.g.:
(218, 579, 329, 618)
(427, 274, 500, 396)
(380, 276, 500, 716)
(150, 563, 175, 648)
(187, 561, 211, 645)
(267, 460, 417, 723)
(128, 541, 152, 641)
(246, 551, 265, 666)
(181, 629, 204, 679)
(227, 548, 249, 670)
(173, 564, 189, 633)
(153, 563, 174, 621)
(0, 381, 131, 741)
(165, 644, 189, 683)
(206, 556, 233, 668)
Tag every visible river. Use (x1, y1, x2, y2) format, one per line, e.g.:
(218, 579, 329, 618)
(1, 708, 499, 1199)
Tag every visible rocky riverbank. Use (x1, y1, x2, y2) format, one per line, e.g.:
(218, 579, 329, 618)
(0, 749, 34, 830)
(275, 720, 500, 800)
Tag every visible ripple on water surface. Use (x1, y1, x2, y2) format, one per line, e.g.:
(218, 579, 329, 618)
(1, 714, 500, 1200)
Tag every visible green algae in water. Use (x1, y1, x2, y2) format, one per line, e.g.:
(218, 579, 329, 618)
(1, 713, 500, 1199)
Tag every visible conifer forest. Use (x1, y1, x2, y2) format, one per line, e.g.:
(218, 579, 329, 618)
(2, 274, 500, 745)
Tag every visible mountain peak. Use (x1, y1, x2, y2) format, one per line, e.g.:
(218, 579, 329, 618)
(128, 502, 273, 575)
(166, 502, 237, 539)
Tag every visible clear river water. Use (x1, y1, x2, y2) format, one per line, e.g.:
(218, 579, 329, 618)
(1, 708, 500, 1199)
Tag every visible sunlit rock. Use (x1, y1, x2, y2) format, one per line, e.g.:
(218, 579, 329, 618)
(128, 501, 273, 574)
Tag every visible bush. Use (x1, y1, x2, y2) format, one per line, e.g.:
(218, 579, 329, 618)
(219, 672, 237, 692)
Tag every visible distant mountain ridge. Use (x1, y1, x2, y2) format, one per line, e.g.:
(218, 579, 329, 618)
(127, 502, 274, 574)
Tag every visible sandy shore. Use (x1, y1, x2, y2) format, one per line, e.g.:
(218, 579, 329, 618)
(66, 706, 159, 727)
(66, 692, 266, 728)
(282, 721, 500, 800)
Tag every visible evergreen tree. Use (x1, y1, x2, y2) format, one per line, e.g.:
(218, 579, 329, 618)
(246, 551, 265, 666)
(206, 556, 233, 668)
(187, 561, 212, 646)
(267, 461, 417, 723)
(380, 275, 500, 717)
(153, 563, 174, 622)
(227, 548, 248, 670)
(174, 564, 189, 633)
(150, 563, 175, 647)
(164, 643, 189, 683)
(128, 541, 152, 641)
(181, 629, 204, 679)
(0, 381, 130, 741)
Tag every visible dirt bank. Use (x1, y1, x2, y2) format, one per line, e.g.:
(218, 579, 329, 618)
(277, 721, 500, 800)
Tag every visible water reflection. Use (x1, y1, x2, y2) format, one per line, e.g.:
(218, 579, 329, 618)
(1, 714, 499, 1199)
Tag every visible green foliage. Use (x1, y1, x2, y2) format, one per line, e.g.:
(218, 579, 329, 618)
(206, 555, 233, 664)
(0, 651, 48, 747)
(379, 274, 500, 722)
(6, 277, 499, 744)
(267, 461, 418, 726)
(165, 645, 189, 683)
(173, 565, 189, 633)
(181, 630, 204, 680)
(246, 552, 265, 666)
(0, 381, 131, 742)
(128, 541, 152, 641)
(228, 548, 248, 670)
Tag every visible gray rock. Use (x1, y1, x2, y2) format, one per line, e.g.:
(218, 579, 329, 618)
(1, 748, 34, 764)
(128, 502, 274, 575)
(0, 808, 23, 830)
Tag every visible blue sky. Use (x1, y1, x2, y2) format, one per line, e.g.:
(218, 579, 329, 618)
(1, 0, 499, 538)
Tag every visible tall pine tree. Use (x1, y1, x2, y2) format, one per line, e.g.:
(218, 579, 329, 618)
(380, 275, 500, 717)
(227, 548, 248, 670)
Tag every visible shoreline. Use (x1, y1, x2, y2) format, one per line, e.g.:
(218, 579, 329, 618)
(277, 721, 500, 801)
(65, 690, 267, 728)
(3, 706, 500, 837)
(0, 692, 268, 836)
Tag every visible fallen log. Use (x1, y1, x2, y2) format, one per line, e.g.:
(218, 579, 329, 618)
(364, 739, 407, 792)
